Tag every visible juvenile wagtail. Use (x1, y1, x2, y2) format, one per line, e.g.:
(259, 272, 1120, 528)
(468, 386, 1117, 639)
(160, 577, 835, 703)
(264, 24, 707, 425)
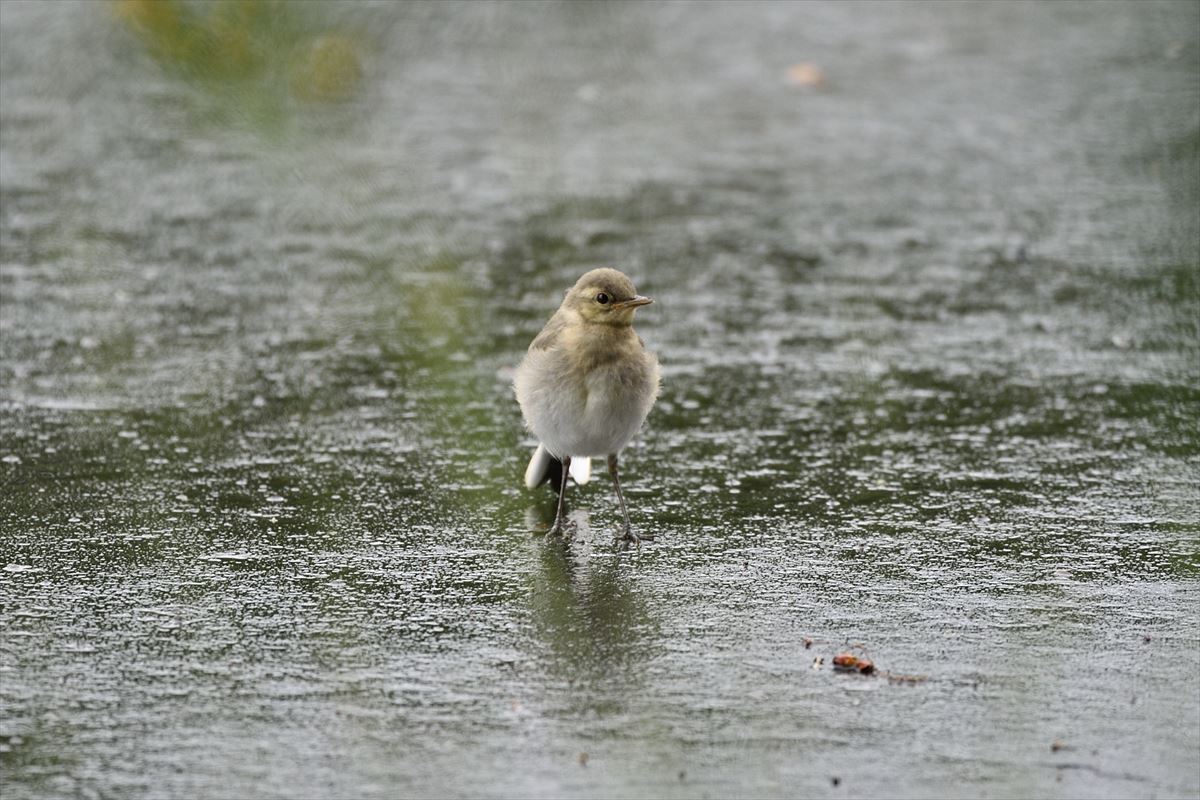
(514, 268, 661, 543)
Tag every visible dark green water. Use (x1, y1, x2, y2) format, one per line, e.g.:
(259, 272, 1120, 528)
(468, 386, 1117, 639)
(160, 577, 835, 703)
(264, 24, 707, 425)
(2, 2, 1198, 798)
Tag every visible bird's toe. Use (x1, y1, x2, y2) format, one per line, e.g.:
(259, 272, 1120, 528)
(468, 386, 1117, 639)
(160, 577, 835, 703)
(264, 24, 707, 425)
(617, 527, 654, 546)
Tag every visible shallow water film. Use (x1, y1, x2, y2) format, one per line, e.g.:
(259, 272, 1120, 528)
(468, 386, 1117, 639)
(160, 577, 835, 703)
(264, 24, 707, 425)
(2, 2, 1198, 798)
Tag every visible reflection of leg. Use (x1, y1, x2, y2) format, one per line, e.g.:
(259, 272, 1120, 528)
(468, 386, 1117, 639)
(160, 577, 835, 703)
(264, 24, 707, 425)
(608, 453, 653, 543)
(547, 454, 571, 537)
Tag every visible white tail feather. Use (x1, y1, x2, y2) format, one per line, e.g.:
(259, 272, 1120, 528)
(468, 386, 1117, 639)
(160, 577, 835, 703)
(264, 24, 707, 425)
(570, 456, 591, 485)
(523, 444, 592, 489)
(524, 443, 552, 489)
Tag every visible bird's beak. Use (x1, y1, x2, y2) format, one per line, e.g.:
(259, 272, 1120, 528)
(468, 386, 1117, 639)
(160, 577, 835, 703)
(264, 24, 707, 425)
(613, 295, 653, 310)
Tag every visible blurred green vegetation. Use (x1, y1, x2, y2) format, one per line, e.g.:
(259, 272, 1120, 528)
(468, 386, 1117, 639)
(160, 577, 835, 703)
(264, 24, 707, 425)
(113, 0, 365, 129)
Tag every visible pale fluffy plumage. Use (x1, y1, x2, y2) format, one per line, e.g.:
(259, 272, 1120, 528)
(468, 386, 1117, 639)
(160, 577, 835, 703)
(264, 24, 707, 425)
(514, 268, 660, 485)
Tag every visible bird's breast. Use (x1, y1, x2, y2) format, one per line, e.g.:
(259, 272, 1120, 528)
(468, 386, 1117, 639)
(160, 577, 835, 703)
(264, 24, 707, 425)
(514, 324, 659, 458)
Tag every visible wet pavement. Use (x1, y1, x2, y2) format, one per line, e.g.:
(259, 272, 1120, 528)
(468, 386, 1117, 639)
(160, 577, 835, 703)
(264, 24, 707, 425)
(1, 1, 1198, 798)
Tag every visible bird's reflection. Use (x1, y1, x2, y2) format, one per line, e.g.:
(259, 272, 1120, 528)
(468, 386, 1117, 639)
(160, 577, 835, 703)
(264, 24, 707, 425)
(522, 506, 658, 692)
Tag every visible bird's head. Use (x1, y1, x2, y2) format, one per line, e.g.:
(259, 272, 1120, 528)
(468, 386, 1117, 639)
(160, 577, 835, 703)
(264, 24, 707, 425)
(564, 267, 653, 326)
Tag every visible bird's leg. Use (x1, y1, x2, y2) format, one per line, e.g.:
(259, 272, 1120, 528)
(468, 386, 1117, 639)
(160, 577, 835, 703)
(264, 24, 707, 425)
(546, 454, 570, 538)
(608, 453, 653, 544)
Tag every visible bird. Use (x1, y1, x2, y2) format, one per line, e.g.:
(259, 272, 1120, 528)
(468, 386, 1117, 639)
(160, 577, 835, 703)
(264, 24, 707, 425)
(513, 267, 661, 543)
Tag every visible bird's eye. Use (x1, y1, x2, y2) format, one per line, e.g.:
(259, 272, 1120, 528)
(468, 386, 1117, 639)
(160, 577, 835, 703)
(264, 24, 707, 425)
(596, 293, 610, 305)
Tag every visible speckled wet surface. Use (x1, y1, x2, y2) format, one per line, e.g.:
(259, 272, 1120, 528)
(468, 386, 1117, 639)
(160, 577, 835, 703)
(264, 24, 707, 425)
(2, 2, 1198, 798)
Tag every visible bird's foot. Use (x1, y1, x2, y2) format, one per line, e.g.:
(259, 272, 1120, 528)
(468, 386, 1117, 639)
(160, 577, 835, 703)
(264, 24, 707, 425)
(544, 518, 573, 539)
(617, 526, 654, 547)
